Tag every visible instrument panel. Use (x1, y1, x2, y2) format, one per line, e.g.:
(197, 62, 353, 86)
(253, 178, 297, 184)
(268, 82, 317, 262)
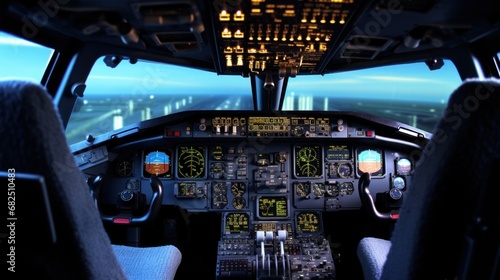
(89, 113, 418, 216)
(80, 112, 419, 279)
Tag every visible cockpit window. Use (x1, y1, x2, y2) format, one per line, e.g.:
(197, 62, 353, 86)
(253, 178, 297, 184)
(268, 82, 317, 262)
(286, 60, 462, 132)
(66, 56, 462, 145)
(0, 31, 54, 82)
(65, 57, 254, 145)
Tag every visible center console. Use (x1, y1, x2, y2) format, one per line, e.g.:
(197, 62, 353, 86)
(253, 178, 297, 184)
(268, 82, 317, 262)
(216, 211, 335, 279)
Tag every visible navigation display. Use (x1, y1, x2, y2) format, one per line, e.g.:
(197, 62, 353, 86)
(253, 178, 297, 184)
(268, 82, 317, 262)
(257, 196, 289, 219)
(177, 145, 206, 179)
(294, 144, 323, 178)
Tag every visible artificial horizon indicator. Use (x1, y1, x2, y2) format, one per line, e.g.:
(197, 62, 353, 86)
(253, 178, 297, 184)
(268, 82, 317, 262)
(144, 150, 171, 177)
(356, 148, 384, 177)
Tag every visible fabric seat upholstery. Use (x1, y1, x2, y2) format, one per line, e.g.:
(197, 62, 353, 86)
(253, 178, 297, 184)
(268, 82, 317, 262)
(357, 78, 500, 280)
(0, 80, 181, 279)
(357, 237, 392, 280)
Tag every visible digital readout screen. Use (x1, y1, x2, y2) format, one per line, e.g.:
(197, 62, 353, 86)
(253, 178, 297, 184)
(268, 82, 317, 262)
(296, 212, 321, 233)
(177, 146, 205, 179)
(294, 144, 322, 178)
(326, 145, 351, 161)
(257, 196, 288, 219)
(225, 213, 250, 234)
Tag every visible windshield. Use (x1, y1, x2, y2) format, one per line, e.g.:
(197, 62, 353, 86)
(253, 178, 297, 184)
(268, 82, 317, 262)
(285, 61, 462, 132)
(66, 57, 461, 145)
(65, 57, 254, 144)
(0, 31, 54, 82)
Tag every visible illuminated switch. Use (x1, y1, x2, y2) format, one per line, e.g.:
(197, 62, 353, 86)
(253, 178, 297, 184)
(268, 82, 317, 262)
(219, 10, 230, 21)
(234, 10, 245, 21)
(235, 45, 243, 53)
(234, 29, 244, 38)
(236, 55, 243, 66)
(225, 55, 233, 67)
(222, 28, 232, 38)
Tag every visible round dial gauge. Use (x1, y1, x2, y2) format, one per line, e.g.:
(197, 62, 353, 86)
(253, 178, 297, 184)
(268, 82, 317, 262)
(144, 151, 170, 176)
(213, 194, 228, 209)
(326, 183, 339, 197)
(126, 180, 140, 191)
(389, 188, 403, 200)
(295, 182, 310, 197)
(338, 162, 353, 178)
(178, 146, 205, 178)
(231, 182, 246, 196)
(232, 197, 246, 210)
(311, 183, 325, 197)
(393, 176, 406, 189)
(293, 126, 305, 137)
(339, 182, 355, 195)
(117, 160, 133, 176)
(396, 158, 412, 175)
(296, 212, 320, 233)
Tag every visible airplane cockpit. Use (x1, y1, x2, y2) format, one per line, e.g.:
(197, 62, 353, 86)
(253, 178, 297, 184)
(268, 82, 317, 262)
(1, 0, 499, 279)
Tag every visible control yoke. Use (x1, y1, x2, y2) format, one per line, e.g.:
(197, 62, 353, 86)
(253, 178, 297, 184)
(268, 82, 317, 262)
(91, 175, 163, 225)
(358, 172, 399, 221)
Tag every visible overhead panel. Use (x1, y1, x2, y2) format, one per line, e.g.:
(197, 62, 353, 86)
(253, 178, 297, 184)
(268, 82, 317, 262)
(213, 0, 358, 75)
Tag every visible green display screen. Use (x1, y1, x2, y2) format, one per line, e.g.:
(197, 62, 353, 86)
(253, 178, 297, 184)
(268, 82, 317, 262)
(257, 196, 288, 219)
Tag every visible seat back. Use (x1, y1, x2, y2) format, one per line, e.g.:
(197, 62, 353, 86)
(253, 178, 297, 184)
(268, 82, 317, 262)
(380, 79, 500, 279)
(0, 80, 126, 279)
